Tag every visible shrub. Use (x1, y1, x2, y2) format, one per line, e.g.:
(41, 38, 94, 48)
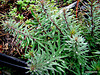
(1, 0, 100, 74)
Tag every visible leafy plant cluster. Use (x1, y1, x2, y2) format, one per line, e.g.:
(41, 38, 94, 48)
(1, 0, 100, 75)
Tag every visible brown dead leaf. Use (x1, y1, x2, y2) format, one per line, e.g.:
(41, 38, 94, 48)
(0, 45, 3, 53)
(3, 43, 8, 50)
(0, 45, 2, 48)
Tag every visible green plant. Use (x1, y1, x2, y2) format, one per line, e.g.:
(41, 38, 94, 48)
(86, 60, 100, 75)
(0, 0, 8, 4)
(16, 14, 24, 20)
(1, 0, 100, 75)
(17, 0, 33, 10)
(9, 7, 17, 16)
(67, 0, 73, 4)
(25, 34, 68, 74)
(80, 0, 100, 53)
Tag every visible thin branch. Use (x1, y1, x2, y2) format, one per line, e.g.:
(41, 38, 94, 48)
(40, 1, 64, 36)
(50, 18, 64, 36)
(32, 10, 47, 34)
(37, 18, 47, 34)
(91, 0, 94, 36)
(63, 9, 70, 30)
(76, 0, 80, 18)
(6, 23, 35, 41)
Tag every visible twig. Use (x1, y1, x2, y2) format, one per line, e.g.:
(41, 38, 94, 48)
(36, 18, 47, 34)
(76, 0, 80, 18)
(6, 23, 35, 41)
(91, 0, 94, 36)
(63, 9, 70, 30)
(41, 0, 64, 36)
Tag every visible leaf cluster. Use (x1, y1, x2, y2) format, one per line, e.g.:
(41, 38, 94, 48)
(1, 0, 100, 75)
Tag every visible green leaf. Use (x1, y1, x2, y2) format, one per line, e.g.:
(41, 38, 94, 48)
(35, 40, 45, 48)
(57, 66, 64, 72)
(92, 51, 100, 54)
(31, 10, 36, 19)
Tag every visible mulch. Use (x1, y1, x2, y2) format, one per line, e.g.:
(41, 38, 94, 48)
(0, 0, 28, 57)
(0, 1, 27, 74)
(0, 26, 25, 57)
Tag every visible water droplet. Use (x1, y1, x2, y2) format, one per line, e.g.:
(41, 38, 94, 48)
(80, 63, 81, 65)
(37, 27, 40, 29)
(59, 51, 61, 54)
(76, 51, 78, 54)
(53, 55, 55, 57)
(47, 61, 49, 63)
(37, 54, 40, 56)
(62, 61, 65, 63)
(85, 63, 86, 65)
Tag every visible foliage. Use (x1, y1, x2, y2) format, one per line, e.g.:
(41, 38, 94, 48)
(25, 36, 68, 74)
(17, 0, 36, 10)
(87, 60, 100, 75)
(1, 0, 100, 75)
(81, 0, 100, 53)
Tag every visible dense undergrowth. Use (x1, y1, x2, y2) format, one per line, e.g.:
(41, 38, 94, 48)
(0, 0, 100, 75)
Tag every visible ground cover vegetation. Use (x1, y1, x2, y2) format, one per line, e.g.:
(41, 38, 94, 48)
(0, 0, 100, 75)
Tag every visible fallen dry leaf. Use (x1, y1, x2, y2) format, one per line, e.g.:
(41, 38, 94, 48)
(0, 45, 2, 48)
(0, 45, 3, 53)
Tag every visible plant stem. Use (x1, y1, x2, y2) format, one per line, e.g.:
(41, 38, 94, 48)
(63, 9, 70, 30)
(41, 2, 64, 36)
(91, 0, 94, 36)
(37, 18, 47, 34)
(76, 0, 80, 18)
(7, 23, 35, 41)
